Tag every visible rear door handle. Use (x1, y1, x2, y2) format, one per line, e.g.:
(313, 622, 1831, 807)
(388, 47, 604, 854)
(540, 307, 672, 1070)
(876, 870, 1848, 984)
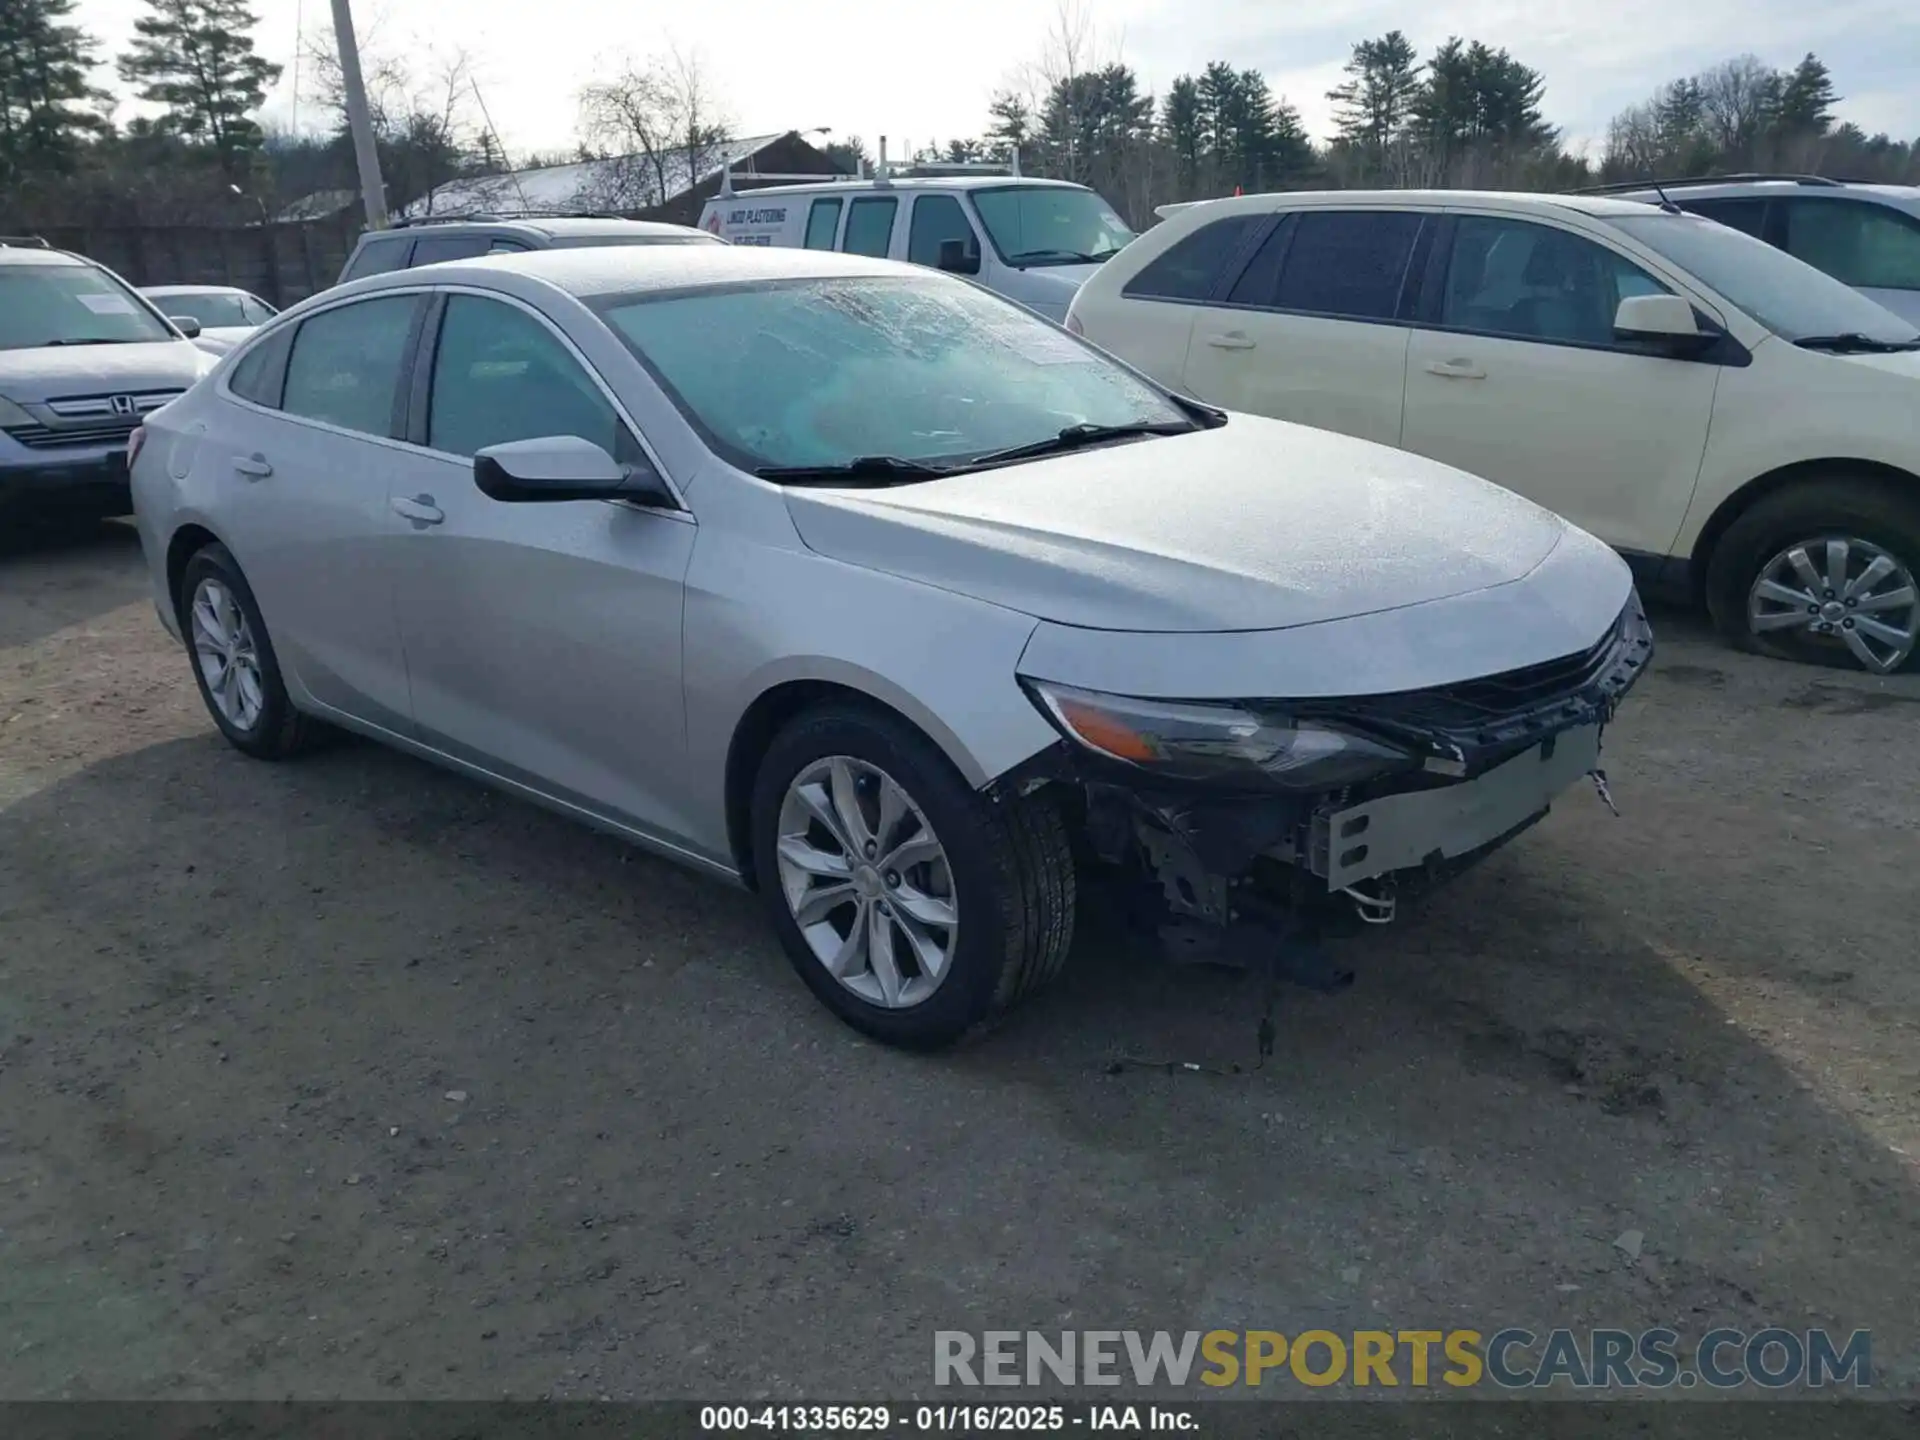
(232, 453, 272, 478)
(1425, 358, 1486, 379)
(1205, 332, 1256, 350)
(391, 494, 444, 526)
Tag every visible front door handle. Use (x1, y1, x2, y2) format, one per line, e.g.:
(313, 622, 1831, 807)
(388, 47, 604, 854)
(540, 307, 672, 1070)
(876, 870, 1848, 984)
(1425, 358, 1486, 379)
(1205, 332, 1256, 350)
(391, 494, 444, 527)
(232, 453, 272, 478)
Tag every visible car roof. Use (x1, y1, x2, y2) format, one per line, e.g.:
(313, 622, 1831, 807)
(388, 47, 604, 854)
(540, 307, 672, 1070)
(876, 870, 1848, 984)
(1162, 189, 1662, 220)
(337, 242, 911, 302)
(709, 176, 1087, 200)
(142, 283, 250, 295)
(1604, 178, 1920, 208)
(372, 216, 704, 241)
(0, 246, 87, 267)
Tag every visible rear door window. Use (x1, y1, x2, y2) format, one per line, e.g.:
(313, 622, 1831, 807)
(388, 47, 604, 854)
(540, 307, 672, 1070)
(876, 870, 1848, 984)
(841, 198, 899, 258)
(341, 236, 412, 281)
(1121, 216, 1259, 302)
(408, 234, 494, 266)
(281, 295, 421, 438)
(1679, 197, 1768, 239)
(804, 198, 843, 250)
(1782, 199, 1920, 291)
(1269, 211, 1424, 321)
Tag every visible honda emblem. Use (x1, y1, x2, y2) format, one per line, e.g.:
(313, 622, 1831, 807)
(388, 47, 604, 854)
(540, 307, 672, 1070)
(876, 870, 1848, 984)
(109, 394, 137, 417)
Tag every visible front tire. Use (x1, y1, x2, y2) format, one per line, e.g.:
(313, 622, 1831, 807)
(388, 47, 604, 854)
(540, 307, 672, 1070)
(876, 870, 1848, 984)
(1706, 478, 1920, 675)
(177, 542, 321, 759)
(750, 704, 1076, 1049)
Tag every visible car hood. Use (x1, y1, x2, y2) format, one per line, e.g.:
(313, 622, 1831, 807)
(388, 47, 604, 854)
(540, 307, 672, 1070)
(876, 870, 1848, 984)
(1831, 346, 1920, 380)
(0, 340, 208, 402)
(782, 416, 1573, 633)
(1007, 264, 1100, 314)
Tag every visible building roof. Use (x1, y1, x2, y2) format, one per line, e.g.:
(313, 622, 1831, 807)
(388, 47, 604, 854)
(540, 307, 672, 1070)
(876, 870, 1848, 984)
(399, 132, 813, 221)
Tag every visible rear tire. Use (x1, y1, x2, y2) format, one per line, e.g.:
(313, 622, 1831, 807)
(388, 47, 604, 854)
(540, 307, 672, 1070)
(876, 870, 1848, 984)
(177, 542, 323, 759)
(750, 704, 1076, 1049)
(1705, 478, 1920, 675)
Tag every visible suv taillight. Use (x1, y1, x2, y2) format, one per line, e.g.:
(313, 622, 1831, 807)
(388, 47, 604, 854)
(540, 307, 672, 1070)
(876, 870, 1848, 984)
(126, 425, 147, 468)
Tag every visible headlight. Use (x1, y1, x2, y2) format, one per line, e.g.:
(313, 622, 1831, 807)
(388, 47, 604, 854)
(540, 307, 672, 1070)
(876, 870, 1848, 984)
(0, 395, 35, 427)
(1025, 680, 1415, 791)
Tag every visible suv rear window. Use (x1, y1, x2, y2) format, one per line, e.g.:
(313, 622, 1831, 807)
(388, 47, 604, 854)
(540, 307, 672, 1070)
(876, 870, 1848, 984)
(1122, 216, 1258, 302)
(409, 234, 493, 265)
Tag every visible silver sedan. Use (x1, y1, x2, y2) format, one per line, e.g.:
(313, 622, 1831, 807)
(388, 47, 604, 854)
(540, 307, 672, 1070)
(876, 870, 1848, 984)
(129, 245, 1647, 1048)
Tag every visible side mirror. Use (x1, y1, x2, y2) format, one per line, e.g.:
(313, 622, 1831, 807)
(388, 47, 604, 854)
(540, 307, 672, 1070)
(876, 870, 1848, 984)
(169, 315, 203, 339)
(937, 238, 981, 276)
(473, 435, 674, 507)
(1613, 294, 1712, 353)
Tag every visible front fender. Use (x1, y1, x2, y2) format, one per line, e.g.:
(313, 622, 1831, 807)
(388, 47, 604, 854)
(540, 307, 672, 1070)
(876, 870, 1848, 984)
(679, 534, 1058, 864)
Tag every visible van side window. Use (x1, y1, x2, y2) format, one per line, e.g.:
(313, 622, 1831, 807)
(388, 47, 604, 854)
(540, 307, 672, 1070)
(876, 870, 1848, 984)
(1783, 199, 1920, 291)
(1122, 216, 1258, 302)
(804, 199, 843, 250)
(907, 195, 979, 269)
(841, 197, 898, 258)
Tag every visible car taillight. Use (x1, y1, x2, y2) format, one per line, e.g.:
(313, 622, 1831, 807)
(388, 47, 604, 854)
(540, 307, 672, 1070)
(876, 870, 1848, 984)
(1064, 311, 1084, 336)
(126, 425, 147, 468)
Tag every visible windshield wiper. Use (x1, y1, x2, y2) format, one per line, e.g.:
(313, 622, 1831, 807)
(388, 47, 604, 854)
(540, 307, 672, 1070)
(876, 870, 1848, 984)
(43, 337, 142, 347)
(1793, 332, 1920, 353)
(1006, 248, 1105, 265)
(961, 420, 1196, 469)
(752, 454, 953, 486)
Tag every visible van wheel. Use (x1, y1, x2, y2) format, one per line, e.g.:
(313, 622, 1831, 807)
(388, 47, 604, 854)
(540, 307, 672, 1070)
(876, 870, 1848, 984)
(750, 705, 1076, 1049)
(1706, 478, 1920, 675)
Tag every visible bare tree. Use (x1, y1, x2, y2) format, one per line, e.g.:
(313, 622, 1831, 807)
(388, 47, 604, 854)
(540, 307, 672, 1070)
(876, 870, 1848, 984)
(575, 49, 731, 213)
(1697, 55, 1781, 163)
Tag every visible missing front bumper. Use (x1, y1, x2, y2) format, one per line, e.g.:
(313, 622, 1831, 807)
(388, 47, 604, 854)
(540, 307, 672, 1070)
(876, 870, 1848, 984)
(1306, 723, 1602, 891)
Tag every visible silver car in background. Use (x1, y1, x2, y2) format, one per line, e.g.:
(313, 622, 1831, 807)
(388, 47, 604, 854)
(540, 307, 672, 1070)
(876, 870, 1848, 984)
(128, 246, 1648, 1048)
(141, 284, 279, 356)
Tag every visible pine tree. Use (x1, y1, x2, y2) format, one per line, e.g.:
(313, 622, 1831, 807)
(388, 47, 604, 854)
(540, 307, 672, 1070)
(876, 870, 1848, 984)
(1160, 75, 1202, 198)
(118, 0, 280, 178)
(1327, 30, 1422, 178)
(0, 0, 108, 183)
(1774, 53, 1838, 137)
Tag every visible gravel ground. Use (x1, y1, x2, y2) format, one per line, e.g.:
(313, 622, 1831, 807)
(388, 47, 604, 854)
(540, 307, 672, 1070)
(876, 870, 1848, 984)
(1, 520, 1916, 1405)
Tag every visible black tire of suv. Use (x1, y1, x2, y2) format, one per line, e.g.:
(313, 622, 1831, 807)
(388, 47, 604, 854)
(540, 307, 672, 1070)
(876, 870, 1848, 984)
(1706, 477, 1920, 674)
(177, 542, 323, 759)
(749, 704, 1077, 1050)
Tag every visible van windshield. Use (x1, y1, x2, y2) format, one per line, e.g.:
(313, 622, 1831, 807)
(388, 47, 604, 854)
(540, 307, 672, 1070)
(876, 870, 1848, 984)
(970, 186, 1135, 267)
(1607, 211, 1920, 345)
(594, 274, 1190, 476)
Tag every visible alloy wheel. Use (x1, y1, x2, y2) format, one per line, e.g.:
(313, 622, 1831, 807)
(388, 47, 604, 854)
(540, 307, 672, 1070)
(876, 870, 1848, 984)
(1747, 535, 1918, 675)
(774, 756, 959, 1009)
(190, 577, 266, 731)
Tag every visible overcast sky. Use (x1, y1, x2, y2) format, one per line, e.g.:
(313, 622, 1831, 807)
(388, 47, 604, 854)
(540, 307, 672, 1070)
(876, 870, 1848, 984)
(76, 0, 1920, 163)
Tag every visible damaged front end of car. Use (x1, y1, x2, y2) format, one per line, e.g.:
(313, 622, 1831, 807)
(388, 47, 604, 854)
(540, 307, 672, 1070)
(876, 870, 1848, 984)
(996, 594, 1654, 999)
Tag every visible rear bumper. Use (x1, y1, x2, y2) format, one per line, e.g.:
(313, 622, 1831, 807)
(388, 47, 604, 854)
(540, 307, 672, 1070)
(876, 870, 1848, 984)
(0, 449, 132, 519)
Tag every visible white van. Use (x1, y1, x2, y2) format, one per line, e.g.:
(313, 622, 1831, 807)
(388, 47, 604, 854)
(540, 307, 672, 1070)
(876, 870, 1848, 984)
(697, 170, 1136, 323)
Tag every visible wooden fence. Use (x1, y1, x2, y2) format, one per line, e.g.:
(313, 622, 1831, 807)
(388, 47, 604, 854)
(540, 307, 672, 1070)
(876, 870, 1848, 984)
(27, 215, 362, 307)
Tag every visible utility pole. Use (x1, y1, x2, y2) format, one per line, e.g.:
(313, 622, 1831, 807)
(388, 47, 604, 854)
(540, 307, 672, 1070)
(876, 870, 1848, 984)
(329, 0, 389, 229)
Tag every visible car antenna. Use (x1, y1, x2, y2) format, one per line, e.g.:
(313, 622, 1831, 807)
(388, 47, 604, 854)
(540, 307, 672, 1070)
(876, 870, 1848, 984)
(1648, 178, 1683, 215)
